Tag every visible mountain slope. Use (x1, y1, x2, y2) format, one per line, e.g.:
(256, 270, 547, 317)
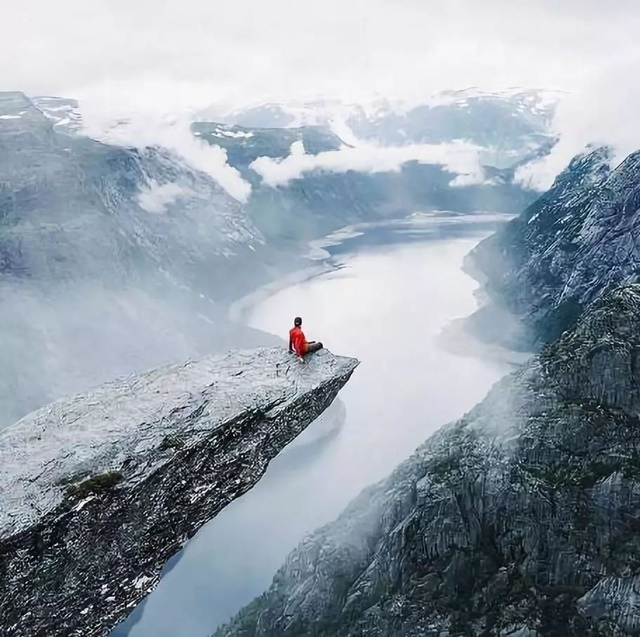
(216, 285, 640, 637)
(0, 92, 275, 428)
(0, 91, 262, 284)
(466, 145, 640, 348)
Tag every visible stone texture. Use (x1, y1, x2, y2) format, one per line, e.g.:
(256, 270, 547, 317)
(466, 146, 640, 348)
(0, 347, 358, 637)
(216, 287, 640, 637)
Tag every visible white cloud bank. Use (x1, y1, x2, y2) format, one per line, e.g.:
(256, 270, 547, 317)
(516, 52, 640, 190)
(3, 1, 640, 194)
(137, 181, 192, 214)
(76, 86, 251, 202)
(250, 140, 487, 187)
(4, 0, 640, 106)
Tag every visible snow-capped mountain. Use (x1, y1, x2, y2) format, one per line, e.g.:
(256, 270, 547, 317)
(30, 95, 83, 134)
(213, 88, 560, 162)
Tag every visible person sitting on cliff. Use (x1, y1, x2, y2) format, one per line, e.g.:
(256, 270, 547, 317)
(289, 316, 323, 361)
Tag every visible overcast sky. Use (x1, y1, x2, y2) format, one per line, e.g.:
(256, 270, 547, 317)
(4, 1, 640, 195)
(3, 0, 640, 106)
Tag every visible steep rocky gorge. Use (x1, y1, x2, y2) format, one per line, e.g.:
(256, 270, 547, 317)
(217, 285, 640, 637)
(0, 88, 581, 637)
(215, 145, 640, 636)
(0, 348, 358, 637)
(466, 146, 640, 349)
(0, 89, 545, 428)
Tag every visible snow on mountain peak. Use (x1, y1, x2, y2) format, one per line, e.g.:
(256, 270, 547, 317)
(31, 96, 83, 133)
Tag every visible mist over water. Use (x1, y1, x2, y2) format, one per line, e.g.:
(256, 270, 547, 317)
(122, 216, 510, 637)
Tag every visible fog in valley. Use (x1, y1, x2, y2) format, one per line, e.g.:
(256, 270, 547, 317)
(3, 2, 640, 636)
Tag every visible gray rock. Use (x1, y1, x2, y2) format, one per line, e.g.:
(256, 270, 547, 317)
(466, 145, 640, 348)
(0, 347, 359, 637)
(216, 286, 640, 636)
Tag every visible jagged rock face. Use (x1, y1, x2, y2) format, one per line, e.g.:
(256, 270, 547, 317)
(216, 287, 640, 637)
(467, 146, 640, 348)
(0, 347, 358, 637)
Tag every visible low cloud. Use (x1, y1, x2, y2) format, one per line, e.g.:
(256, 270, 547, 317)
(137, 181, 192, 214)
(75, 83, 252, 202)
(516, 52, 640, 190)
(250, 139, 488, 187)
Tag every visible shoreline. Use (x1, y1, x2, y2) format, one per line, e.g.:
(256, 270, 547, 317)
(228, 211, 512, 327)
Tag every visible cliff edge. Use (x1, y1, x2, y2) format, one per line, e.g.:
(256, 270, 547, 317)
(0, 347, 359, 637)
(216, 287, 640, 636)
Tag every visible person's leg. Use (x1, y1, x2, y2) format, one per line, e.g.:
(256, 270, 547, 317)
(306, 341, 323, 354)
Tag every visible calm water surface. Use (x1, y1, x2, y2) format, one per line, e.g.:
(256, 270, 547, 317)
(123, 215, 510, 637)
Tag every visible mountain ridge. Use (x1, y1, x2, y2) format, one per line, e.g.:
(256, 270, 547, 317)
(466, 144, 640, 349)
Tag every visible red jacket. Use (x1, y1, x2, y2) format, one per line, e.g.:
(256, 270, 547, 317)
(289, 326, 307, 356)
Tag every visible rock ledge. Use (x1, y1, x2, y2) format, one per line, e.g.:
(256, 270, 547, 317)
(0, 347, 358, 637)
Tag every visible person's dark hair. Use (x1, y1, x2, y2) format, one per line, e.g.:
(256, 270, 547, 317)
(294, 316, 302, 327)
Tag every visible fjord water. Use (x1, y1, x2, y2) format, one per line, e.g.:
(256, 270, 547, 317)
(123, 214, 510, 637)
